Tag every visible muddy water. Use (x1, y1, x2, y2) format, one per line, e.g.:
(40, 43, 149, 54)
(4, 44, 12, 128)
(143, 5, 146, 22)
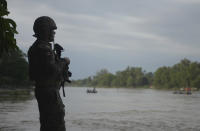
(0, 87, 200, 131)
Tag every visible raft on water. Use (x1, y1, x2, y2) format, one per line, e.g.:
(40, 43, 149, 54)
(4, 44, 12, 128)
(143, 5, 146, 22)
(173, 87, 192, 95)
(87, 88, 97, 93)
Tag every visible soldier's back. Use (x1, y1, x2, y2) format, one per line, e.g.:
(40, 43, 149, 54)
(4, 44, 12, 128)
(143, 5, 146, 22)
(28, 40, 54, 82)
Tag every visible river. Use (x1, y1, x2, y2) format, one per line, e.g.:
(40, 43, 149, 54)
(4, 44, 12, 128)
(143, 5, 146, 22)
(0, 87, 200, 131)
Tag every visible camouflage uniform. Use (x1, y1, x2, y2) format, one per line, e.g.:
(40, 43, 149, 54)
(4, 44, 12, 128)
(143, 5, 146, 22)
(28, 34, 66, 130)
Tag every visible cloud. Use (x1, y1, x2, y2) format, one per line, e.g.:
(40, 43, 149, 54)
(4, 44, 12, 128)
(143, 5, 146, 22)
(7, 0, 200, 79)
(9, 0, 200, 55)
(174, 0, 200, 4)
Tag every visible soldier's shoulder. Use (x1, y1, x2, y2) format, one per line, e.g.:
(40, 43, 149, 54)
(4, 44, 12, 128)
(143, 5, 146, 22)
(31, 40, 52, 52)
(28, 41, 52, 57)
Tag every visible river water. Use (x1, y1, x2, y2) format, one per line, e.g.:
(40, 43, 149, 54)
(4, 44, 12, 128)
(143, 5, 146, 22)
(0, 87, 200, 131)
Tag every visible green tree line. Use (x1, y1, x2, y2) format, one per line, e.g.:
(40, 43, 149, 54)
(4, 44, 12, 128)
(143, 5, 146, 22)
(71, 67, 153, 88)
(71, 59, 200, 89)
(153, 59, 200, 89)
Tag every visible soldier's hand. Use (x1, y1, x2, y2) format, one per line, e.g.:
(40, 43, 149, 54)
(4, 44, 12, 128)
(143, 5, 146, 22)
(68, 71, 72, 77)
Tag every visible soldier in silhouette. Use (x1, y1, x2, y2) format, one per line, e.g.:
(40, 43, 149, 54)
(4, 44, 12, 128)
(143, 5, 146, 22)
(28, 16, 69, 131)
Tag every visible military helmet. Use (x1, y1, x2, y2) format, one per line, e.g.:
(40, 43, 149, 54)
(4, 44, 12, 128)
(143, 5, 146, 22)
(33, 16, 57, 37)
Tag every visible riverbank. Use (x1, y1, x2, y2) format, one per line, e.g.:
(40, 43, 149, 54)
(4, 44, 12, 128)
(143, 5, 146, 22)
(66, 85, 150, 89)
(67, 85, 200, 92)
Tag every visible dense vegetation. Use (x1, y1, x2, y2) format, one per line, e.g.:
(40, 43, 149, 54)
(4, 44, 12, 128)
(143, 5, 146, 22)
(0, 49, 31, 88)
(71, 59, 200, 89)
(153, 59, 200, 89)
(71, 67, 153, 88)
(0, 0, 30, 88)
(0, 0, 18, 57)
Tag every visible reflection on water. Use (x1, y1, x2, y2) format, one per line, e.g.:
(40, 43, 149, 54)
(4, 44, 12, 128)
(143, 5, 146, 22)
(0, 89, 34, 102)
(0, 89, 35, 131)
(0, 87, 200, 131)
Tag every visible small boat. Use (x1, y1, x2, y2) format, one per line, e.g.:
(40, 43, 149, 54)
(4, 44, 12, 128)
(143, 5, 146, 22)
(173, 91, 184, 94)
(173, 91, 178, 94)
(87, 88, 97, 93)
(173, 90, 192, 95)
(186, 91, 192, 95)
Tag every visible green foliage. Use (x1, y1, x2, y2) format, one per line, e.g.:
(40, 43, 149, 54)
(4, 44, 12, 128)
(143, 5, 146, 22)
(72, 67, 153, 88)
(0, 49, 31, 87)
(126, 76, 135, 87)
(154, 66, 171, 88)
(93, 69, 114, 87)
(0, 0, 18, 57)
(72, 58, 200, 89)
(153, 58, 200, 89)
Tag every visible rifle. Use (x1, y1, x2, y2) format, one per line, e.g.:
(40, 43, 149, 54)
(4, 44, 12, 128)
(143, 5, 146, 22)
(53, 42, 72, 97)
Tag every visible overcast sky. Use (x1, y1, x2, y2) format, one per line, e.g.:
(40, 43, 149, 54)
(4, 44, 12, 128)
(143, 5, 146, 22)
(8, 0, 200, 79)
